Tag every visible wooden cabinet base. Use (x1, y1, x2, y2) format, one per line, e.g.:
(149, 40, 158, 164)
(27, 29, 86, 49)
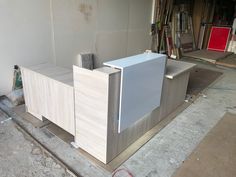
(21, 57, 196, 165)
(73, 59, 196, 164)
(21, 64, 75, 136)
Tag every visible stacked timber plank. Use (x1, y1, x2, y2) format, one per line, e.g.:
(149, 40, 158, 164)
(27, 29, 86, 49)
(151, 1, 195, 59)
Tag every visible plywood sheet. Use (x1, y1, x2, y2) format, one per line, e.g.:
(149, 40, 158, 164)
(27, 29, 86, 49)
(173, 112, 236, 177)
(183, 49, 233, 63)
(104, 53, 166, 132)
(216, 54, 236, 69)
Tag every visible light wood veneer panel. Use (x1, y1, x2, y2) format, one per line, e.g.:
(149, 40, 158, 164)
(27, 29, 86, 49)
(73, 66, 120, 163)
(21, 64, 75, 135)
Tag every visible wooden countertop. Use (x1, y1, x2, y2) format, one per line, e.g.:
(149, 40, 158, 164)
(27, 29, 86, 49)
(21, 63, 73, 86)
(165, 59, 196, 79)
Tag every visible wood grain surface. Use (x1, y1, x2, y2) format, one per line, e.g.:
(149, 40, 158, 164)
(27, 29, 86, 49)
(73, 66, 121, 163)
(22, 60, 195, 164)
(21, 64, 75, 135)
(74, 60, 195, 164)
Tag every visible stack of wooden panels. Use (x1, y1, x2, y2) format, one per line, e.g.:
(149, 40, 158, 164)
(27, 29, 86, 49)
(192, 0, 216, 50)
(174, 5, 196, 55)
(151, 0, 174, 54)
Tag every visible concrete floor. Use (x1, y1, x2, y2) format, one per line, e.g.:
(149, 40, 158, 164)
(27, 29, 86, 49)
(0, 110, 73, 177)
(0, 60, 236, 177)
(118, 61, 236, 177)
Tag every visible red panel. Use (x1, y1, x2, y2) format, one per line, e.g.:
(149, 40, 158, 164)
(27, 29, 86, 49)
(207, 26, 231, 52)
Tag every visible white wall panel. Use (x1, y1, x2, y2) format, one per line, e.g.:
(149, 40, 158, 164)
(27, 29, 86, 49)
(52, 0, 153, 68)
(127, 0, 152, 55)
(0, 0, 53, 95)
(0, 0, 153, 95)
(52, 0, 97, 68)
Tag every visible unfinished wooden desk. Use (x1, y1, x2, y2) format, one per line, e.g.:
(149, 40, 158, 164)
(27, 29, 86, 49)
(21, 63, 75, 135)
(21, 54, 196, 165)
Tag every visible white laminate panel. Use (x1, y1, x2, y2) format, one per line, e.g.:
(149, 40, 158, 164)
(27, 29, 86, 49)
(104, 53, 165, 68)
(104, 53, 167, 133)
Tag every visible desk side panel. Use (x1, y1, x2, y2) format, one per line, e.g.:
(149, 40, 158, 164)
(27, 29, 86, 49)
(21, 68, 44, 120)
(74, 66, 110, 163)
(21, 67, 75, 135)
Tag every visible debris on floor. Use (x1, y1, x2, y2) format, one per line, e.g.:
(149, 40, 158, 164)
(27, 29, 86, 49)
(0, 109, 74, 177)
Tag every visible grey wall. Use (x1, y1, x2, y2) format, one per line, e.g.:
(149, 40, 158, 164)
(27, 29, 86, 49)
(0, 0, 54, 95)
(0, 0, 153, 95)
(52, 0, 153, 68)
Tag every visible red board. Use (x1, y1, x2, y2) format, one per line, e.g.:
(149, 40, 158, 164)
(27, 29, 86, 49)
(207, 26, 231, 52)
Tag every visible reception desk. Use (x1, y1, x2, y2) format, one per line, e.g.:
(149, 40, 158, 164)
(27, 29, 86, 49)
(104, 53, 166, 133)
(74, 54, 195, 163)
(21, 53, 196, 164)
